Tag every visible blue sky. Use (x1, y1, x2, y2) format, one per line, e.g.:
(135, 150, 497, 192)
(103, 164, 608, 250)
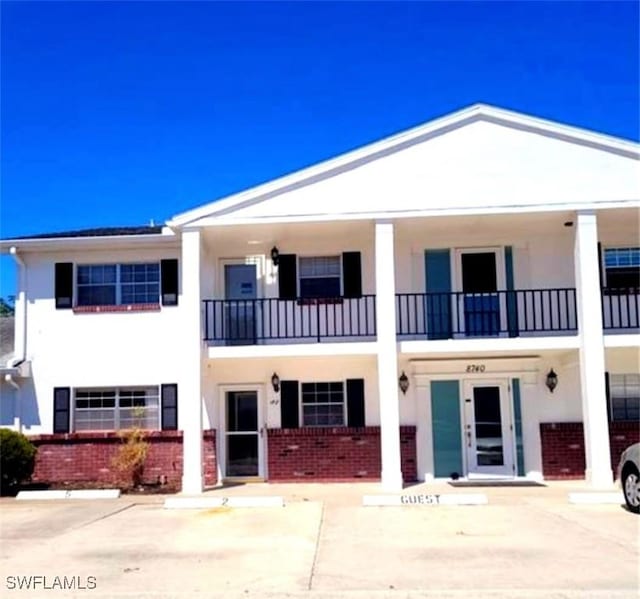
(1, 1, 639, 298)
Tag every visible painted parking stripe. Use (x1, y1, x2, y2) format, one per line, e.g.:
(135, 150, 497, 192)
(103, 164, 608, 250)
(163, 496, 285, 509)
(363, 493, 488, 506)
(16, 489, 121, 500)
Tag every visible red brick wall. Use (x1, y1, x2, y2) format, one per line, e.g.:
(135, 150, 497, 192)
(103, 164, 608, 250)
(540, 422, 640, 479)
(267, 426, 417, 482)
(29, 430, 217, 490)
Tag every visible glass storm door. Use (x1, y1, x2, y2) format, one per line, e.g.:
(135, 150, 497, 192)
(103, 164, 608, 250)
(225, 391, 261, 478)
(460, 252, 501, 336)
(463, 382, 514, 477)
(224, 264, 257, 345)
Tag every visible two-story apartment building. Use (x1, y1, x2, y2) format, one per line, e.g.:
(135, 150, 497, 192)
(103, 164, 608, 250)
(1, 104, 638, 493)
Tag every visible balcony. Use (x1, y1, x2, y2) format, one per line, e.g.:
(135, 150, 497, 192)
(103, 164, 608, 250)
(203, 296, 377, 344)
(396, 288, 578, 339)
(602, 288, 639, 332)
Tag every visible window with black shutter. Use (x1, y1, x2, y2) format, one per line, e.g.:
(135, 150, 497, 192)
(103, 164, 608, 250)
(161, 259, 179, 306)
(280, 380, 299, 428)
(161, 384, 178, 430)
(278, 254, 297, 300)
(342, 252, 362, 298)
(55, 263, 74, 309)
(346, 378, 365, 427)
(53, 387, 71, 433)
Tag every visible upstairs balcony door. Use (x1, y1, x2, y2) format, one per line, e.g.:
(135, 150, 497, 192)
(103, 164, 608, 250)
(457, 249, 505, 337)
(224, 264, 257, 345)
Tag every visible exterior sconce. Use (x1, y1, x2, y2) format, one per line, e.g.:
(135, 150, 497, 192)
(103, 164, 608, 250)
(398, 371, 409, 395)
(271, 372, 280, 393)
(270, 246, 280, 266)
(545, 368, 558, 393)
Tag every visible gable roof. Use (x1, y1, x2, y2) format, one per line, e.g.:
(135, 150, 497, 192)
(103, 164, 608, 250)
(169, 103, 640, 227)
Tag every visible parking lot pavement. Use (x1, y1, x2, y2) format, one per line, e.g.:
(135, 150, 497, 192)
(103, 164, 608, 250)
(0, 483, 638, 599)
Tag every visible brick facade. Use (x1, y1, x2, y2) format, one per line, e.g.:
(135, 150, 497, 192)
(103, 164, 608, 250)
(540, 422, 640, 479)
(29, 430, 217, 490)
(267, 426, 417, 482)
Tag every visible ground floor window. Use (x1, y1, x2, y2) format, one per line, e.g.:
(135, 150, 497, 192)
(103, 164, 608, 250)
(73, 386, 160, 431)
(609, 374, 640, 422)
(301, 382, 345, 426)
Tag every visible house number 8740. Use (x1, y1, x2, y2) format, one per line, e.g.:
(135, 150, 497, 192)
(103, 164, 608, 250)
(466, 364, 486, 373)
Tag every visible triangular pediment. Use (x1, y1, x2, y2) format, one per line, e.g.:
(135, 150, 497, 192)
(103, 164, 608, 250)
(170, 104, 639, 227)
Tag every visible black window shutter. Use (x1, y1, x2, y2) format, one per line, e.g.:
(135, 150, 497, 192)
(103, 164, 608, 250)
(342, 252, 362, 298)
(597, 243, 604, 289)
(161, 384, 178, 430)
(53, 387, 71, 433)
(278, 254, 297, 300)
(280, 380, 299, 428)
(55, 263, 73, 309)
(161, 259, 179, 306)
(604, 372, 611, 422)
(346, 378, 365, 427)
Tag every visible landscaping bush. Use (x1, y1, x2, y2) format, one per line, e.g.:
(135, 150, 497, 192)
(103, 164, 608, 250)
(0, 428, 37, 495)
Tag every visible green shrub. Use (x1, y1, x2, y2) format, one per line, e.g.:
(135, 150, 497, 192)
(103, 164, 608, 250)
(0, 429, 37, 494)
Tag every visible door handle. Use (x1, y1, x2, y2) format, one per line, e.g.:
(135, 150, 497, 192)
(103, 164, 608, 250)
(466, 430, 472, 448)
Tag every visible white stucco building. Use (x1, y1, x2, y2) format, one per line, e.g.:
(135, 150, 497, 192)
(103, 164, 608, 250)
(1, 104, 638, 492)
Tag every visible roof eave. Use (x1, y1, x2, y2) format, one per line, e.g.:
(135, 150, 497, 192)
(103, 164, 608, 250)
(0, 230, 179, 253)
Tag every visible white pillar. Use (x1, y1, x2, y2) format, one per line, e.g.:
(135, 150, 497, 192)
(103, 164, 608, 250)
(574, 210, 612, 488)
(375, 221, 403, 491)
(181, 229, 204, 494)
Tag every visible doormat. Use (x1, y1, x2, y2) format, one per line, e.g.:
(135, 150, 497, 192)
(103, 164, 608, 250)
(448, 480, 546, 488)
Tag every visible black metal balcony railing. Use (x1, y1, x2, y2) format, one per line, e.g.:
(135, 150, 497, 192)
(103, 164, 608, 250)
(203, 296, 377, 344)
(396, 288, 578, 339)
(202, 287, 638, 345)
(602, 288, 640, 330)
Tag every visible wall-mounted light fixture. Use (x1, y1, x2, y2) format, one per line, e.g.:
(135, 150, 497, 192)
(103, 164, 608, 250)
(398, 371, 409, 395)
(270, 246, 280, 266)
(271, 372, 281, 393)
(545, 368, 558, 393)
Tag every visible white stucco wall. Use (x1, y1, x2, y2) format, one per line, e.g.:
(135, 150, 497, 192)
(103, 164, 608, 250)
(16, 246, 185, 434)
(202, 355, 380, 431)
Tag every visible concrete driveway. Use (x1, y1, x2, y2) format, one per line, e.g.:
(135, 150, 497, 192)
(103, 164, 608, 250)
(0, 482, 637, 598)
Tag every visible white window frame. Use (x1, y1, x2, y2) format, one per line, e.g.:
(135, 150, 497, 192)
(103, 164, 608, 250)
(72, 386, 161, 432)
(609, 373, 640, 422)
(297, 255, 343, 299)
(76, 262, 160, 306)
(300, 380, 346, 427)
(603, 247, 640, 290)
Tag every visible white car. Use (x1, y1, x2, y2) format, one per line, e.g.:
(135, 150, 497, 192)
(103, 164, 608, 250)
(617, 443, 640, 514)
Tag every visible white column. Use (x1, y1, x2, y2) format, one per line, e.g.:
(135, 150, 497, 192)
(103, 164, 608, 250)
(181, 229, 204, 494)
(375, 221, 403, 491)
(574, 210, 612, 487)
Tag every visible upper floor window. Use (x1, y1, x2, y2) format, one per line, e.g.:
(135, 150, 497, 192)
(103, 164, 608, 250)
(77, 263, 160, 306)
(609, 374, 640, 422)
(73, 386, 160, 431)
(301, 381, 345, 426)
(299, 256, 341, 298)
(604, 248, 640, 290)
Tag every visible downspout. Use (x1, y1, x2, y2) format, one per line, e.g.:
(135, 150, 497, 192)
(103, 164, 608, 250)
(8, 246, 26, 367)
(4, 374, 21, 433)
(8, 247, 26, 433)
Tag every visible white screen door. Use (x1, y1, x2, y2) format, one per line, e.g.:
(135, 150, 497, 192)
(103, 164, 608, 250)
(463, 381, 514, 478)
